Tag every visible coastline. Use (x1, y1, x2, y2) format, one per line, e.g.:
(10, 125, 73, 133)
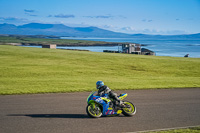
(1, 42, 121, 46)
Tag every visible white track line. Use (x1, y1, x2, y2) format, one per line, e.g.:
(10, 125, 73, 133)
(125, 125, 200, 133)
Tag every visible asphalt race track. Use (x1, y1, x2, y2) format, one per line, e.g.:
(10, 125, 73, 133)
(0, 88, 200, 133)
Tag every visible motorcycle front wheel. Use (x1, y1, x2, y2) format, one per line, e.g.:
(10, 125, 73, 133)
(122, 101, 136, 116)
(86, 103, 102, 118)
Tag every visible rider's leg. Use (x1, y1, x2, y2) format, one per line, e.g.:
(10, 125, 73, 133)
(109, 91, 123, 107)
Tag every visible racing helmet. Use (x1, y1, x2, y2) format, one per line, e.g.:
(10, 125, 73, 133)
(96, 81, 104, 89)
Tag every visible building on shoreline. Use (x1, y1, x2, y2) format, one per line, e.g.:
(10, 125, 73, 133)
(103, 43, 155, 55)
(42, 44, 56, 49)
(122, 43, 141, 54)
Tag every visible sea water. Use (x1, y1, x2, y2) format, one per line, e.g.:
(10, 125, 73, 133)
(59, 37, 200, 58)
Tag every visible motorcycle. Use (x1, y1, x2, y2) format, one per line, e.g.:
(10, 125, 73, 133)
(86, 91, 136, 118)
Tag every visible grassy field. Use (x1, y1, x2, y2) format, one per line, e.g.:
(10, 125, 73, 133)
(0, 36, 119, 46)
(148, 126, 200, 133)
(0, 45, 200, 95)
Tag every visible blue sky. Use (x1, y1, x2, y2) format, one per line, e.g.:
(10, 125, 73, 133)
(0, 0, 199, 35)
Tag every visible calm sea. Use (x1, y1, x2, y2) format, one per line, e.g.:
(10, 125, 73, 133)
(60, 37, 200, 58)
(21, 37, 200, 58)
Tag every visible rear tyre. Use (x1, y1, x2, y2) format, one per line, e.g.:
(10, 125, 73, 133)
(86, 103, 102, 118)
(122, 101, 136, 116)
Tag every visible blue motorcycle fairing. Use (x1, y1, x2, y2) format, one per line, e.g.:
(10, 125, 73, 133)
(87, 91, 119, 116)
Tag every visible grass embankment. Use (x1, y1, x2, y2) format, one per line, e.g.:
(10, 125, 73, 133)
(148, 126, 200, 133)
(0, 45, 200, 95)
(0, 36, 119, 46)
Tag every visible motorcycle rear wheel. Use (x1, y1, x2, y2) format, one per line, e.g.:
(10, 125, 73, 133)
(86, 104, 102, 118)
(122, 101, 136, 116)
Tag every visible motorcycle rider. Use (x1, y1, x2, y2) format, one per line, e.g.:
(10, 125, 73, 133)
(96, 81, 124, 108)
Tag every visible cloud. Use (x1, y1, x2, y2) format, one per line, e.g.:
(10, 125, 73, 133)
(142, 19, 153, 22)
(0, 17, 30, 25)
(101, 25, 115, 29)
(24, 9, 35, 13)
(84, 15, 113, 19)
(118, 27, 187, 35)
(97, 24, 117, 31)
(121, 26, 135, 31)
(0, 17, 27, 21)
(24, 13, 38, 17)
(118, 15, 127, 19)
(48, 14, 75, 18)
(29, 14, 38, 17)
(95, 15, 113, 18)
(84, 14, 126, 19)
(24, 9, 37, 17)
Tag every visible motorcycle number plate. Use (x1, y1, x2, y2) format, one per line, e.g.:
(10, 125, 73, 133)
(95, 98, 103, 103)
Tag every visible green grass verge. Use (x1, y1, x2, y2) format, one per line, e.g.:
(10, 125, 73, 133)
(147, 126, 200, 133)
(0, 45, 200, 95)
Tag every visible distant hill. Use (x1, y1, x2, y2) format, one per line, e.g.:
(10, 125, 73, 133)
(0, 23, 131, 38)
(0, 23, 200, 39)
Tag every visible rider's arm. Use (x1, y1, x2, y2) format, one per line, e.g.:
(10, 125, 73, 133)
(97, 87, 106, 96)
(104, 86, 111, 94)
(97, 90, 103, 96)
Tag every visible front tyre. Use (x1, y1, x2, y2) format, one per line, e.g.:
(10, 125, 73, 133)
(86, 103, 102, 118)
(122, 101, 136, 116)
